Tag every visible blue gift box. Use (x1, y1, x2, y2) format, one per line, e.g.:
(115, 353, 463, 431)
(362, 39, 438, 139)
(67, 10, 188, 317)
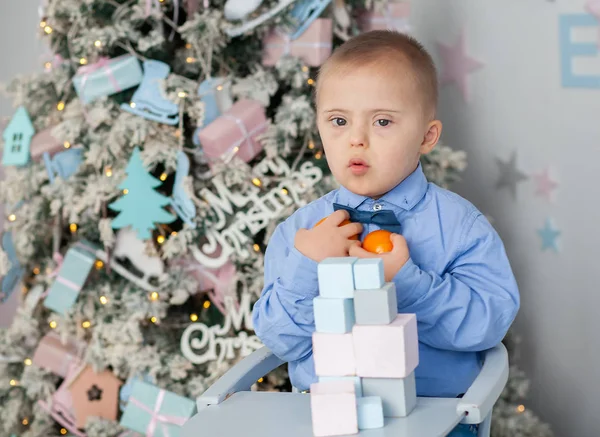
(73, 54, 143, 104)
(43, 241, 98, 315)
(120, 381, 196, 437)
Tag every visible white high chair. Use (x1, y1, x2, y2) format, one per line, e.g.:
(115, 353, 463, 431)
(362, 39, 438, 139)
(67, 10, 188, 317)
(182, 343, 508, 437)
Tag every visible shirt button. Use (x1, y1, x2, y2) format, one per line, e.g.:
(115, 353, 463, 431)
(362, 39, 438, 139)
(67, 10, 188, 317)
(373, 203, 382, 211)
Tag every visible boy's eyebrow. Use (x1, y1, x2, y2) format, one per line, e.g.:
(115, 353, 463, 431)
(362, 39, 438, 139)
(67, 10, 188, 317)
(322, 108, 403, 114)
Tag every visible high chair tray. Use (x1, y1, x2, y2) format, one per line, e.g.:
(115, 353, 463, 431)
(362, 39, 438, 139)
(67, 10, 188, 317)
(182, 391, 463, 437)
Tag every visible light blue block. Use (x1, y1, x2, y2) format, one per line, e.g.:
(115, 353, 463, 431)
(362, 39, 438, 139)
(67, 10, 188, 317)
(357, 396, 384, 430)
(353, 258, 385, 290)
(317, 257, 357, 298)
(319, 376, 362, 397)
(313, 296, 355, 333)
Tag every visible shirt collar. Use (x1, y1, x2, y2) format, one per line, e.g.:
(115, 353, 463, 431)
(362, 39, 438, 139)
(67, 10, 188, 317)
(335, 162, 428, 211)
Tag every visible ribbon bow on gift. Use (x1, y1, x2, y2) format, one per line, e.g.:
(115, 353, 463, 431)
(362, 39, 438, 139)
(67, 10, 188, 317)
(129, 389, 188, 437)
(333, 203, 402, 234)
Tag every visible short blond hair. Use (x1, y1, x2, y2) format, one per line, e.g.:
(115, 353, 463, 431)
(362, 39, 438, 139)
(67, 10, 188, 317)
(315, 30, 439, 118)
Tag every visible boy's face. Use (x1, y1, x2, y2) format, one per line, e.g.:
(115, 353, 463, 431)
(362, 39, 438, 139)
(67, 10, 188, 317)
(316, 61, 440, 199)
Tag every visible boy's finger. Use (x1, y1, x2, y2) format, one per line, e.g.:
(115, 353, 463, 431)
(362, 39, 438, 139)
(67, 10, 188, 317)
(349, 243, 376, 258)
(341, 222, 362, 238)
(328, 209, 350, 225)
(390, 233, 406, 251)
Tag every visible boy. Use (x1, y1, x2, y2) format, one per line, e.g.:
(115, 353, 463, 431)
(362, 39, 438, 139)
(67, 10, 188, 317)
(252, 30, 519, 435)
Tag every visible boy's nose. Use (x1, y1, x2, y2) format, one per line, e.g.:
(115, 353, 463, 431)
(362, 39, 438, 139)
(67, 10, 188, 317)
(349, 126, 368, 148)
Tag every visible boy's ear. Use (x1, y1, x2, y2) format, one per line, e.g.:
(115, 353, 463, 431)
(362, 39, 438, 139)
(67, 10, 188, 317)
(420, 120, 442, 155)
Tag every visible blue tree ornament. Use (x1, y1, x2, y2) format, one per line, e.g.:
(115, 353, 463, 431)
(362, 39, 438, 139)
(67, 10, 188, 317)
(170, 151, 196, 228)
(2, 106, 35, 166)
(287, 0, 332, 39)
(109, 147, 176, 240)
(121, 60, 179, 125)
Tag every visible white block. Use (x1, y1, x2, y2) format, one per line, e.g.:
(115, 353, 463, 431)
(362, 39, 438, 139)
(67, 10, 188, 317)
(357, 396, 384, 429)
(319, 376, 362, 397)
(353, 258, 385, 290)
(314, 297, 355, 333)
(317, 257, 357, 299)
(310, 380, 358, 436)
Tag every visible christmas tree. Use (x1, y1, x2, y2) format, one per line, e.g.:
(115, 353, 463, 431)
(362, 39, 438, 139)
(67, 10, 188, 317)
(0, 1, 550, 436)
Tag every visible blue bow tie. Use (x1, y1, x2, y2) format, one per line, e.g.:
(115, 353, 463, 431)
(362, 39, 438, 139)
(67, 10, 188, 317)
(333, 203, 402, 234)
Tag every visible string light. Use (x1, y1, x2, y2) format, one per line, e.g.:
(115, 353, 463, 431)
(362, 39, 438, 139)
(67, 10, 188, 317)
(203, 301, 211, 309)
(60, 428, 68, 435)
(281, 188, 288, 195)
(44, 62, 52, 70)
(302, 66, 309, 73)
(44, 26, 53, 34)
(99, 296, 108, 305)
(123, 189, 129, 195)
(517, 405, 525, 413)
(82, 320, 91, 329)
(24, 358, 32, 366)
(150, 291, 159, 301)
(159, 173, 168, 181)
(57, 101, 65, 111)
(185, 43, 192, 49)
(186, 57, 196, 63)
(8, 214, 16, 222)
(9, 379, 18, 386)
(217, 85, 224, 91)
(253, 244, 260, 252)
(171, 231, 177, 237)
(307, 78, 315, 86)
(49, 320, 57, 329)
(95, 260, 104, 269)
(177, 91, 187, 98)
(69, 223, 78, 233)
(63, 141, 71, 149)
(157, 235, 165, 244)
(40, 21, 46, 28)
(105, 167, 113, 177)
(308, 140, 315, 150)
(252, 178, 262, 187)
(150, 316, 158, 324)
(79, 58, 88, 65)
(22, 418, 29, 426)
(190, 313, 198, 322)
(315, 151, 322, 160)
(257, 377, 264, 383)
(129, 102, 136, 108)
(94, 40, 102, 48)
(33, 267, 40, 275)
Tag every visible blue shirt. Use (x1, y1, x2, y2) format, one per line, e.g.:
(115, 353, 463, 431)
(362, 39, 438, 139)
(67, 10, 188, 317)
(252, 163, 520, 397)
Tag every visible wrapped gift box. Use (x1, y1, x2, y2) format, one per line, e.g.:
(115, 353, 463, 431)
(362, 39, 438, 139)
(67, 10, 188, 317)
(43, 241, 98, 315)
(120, 380, 196, 437)
(197, 99, 268, 166)
(262, 18, 333, 67)
(0, 280, 20, 328)
(359, 2, 411, 33)
(30, 127, 67, 162)
(32, 331, 86, 378)
(73, 54, 143, 104)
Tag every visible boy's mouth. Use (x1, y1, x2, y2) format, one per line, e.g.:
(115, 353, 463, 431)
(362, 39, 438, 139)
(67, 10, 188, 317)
(348, 158, 369, 175)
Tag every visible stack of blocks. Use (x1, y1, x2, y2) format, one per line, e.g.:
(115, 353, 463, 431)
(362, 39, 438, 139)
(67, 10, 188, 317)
(310, 257, 419, 437)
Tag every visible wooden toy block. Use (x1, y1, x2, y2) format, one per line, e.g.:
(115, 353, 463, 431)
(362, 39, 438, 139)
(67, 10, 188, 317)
(314, 297, 355, 333)
(318, 376, 362, 397)
(354, 282, 397, 325)
(353, 313, 418, 378)
(313, 332, 356, 377)
(352, 258, 385, 290)
(356, 396, 384, 429)
(362, 373, 417, 417)
(317, 257, 357, 299)
(310, 380, 358, 436)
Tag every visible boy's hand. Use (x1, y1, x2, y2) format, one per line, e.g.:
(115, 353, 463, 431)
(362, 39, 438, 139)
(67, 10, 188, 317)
(349, 233, 410, 282)
(295, 210, 363, 262)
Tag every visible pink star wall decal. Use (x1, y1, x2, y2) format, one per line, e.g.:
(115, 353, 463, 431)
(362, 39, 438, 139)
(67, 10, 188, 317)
(533, 167, 559, 201)
(586, 0, 600, 20)
(437, 32, 484, 102)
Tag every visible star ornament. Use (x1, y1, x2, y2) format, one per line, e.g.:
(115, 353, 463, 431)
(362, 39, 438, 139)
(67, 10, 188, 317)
(495, 151, 529, 199)
(87, 384, 103, 402)
(537, 218, 561, 252)
(437, 31, 485, 101)
(533, 167, 558, 201)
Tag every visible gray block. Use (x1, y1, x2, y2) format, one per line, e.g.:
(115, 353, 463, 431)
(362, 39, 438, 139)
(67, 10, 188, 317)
(362, 373, 417, 417)
(353, 282, 397, 325)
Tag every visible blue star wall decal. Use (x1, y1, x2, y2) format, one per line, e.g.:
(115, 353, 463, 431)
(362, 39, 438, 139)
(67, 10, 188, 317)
(537, 218, 561, 252)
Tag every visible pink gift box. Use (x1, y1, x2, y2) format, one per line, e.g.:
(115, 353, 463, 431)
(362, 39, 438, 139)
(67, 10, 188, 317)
(197, 99, 268, 166)
(359, 2, 411, 33)
(30, 127, 66, 162)
(0, 281, 20, 328)
(32, 331, 86, 378)
(262, 18, 333, 67)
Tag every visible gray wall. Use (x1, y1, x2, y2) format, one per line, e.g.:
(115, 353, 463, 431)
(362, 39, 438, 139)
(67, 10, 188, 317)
(1, 1, 599, 436)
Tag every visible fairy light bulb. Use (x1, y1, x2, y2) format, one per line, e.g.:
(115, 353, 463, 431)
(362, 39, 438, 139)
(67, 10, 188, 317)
(105, 167, 113, 177)
(33, 267, 40, 275)
(517, 405, 525, 413)
(281, 188, 288, 195)
(22, 417, 29, 425)
(60, 428, 68, 435)
(177, 91, 187, 98)
(44, 26, 53, 34)
(79, 58, 88, 65)
(252, 178, 262, 187)
(302, 65, 309, 72)
(123, 189, 129, 195)
(94, 40, 102, 48)
(82, 320, 91, 329)
(157, 235, 165, 244)
(44, 61, 52, 70)
(8, 214, 16, 222)
(95, 260, 104, 269)
(150, 291, 159, 301)
(257, 377, 264, 383)
(99, 296, 108, 305)
(57, 101, 65, 111)
(24, 358, 32, 366)
(253, 244, 260, 252)
(159, 173, 167, 181)
(203, 300, 211, 309)
(150, 316, 158, 324)
(307, 78, 315, 86)
(308, 140, 315, 149)
(69, 223, 78, 233)
(9, 379, 17, 386)
(49, 320, 57, 329)
(186, 57, 196, 63)
(190, 313, 198, 322)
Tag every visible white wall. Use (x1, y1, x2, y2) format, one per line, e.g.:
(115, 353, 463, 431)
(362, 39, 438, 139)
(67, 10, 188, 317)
(412, 1, 600, 435)
(2, 0, 599, 435)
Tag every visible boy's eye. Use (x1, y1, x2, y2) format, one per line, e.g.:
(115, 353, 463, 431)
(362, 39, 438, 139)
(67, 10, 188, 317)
(331, 117, 347, 127)
(375, 119, 391, 127)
